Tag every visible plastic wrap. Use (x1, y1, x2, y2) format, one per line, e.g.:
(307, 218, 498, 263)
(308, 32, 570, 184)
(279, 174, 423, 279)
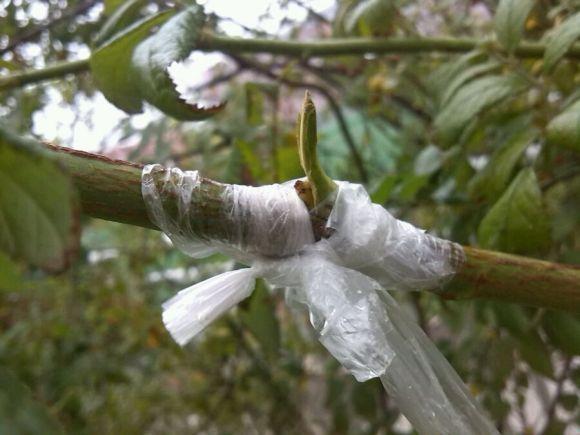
(142, 164, 314, 261)
(142, 164, 497, 435)
(327, 182, 465, 290)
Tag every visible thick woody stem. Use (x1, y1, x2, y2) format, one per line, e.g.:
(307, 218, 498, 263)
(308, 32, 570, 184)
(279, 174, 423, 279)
(42, 143, 580, 313)
(443, 247, 580, 310)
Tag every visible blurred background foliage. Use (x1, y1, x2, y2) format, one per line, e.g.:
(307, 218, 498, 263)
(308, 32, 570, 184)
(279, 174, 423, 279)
(1, 0, 580, 433)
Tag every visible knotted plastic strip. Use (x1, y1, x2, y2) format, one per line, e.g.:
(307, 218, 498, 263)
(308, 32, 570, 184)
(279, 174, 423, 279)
(142, 164, 498, 435)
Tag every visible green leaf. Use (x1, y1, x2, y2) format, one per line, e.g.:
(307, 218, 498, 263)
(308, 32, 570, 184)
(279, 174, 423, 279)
(515, 333, 553, 377)
(0, 367, 64, 435)
(275, 140, 303, 182)
(492, 303, 529, 335)
(131, 7, 225, 120)
(542, 420, 566, 435)
(414, 144, 444, 176)
(0, 139, 79, 271)
(546, 100, 580, 151)
(469, 129, 536, 201)
(478, 168, 550, 254)
(245, 83, 264, 126)
(0, 59, 20, 72)
(429, 51, 487, 99)
(544, 12, 580, 72)
(352, 379, 379, 419)
(91, 10, 175, 114)
(440, 61, 501, 107)
(370, 174, 397, 204)
(0, 252, 21, 292)
(559, 394, 578, 412)
(94, 0, 147, 47)
(494, 0, 535, 52)
(104, 0, 126, 15)
(396, 174, 429, 201)
(488, 337, 515, 386)
(345, 0, 396, 36)
(91, 6, 224, 121)
(492, 304, 553, 377)
(239, 280, 280, 358)
(236, 139, 267, 183)
(435, 74, 528, 145)
(542, 311, 580, 356)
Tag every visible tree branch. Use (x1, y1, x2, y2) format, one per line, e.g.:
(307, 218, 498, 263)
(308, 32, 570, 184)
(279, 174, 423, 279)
(442, 247, 580, 312)
(0, 59, 89, 91)
(539, 356, 572, 435)
(3, 33, 580, 91)
(200, 34, 580, 59)
(42, 142, 580, 313)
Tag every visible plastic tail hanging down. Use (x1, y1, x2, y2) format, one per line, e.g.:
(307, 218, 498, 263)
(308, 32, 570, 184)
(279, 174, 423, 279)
(142, 164, 499, 435)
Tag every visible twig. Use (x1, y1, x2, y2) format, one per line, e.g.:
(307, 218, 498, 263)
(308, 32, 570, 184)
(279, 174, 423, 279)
(0, 0, 100, 56)
(0, 59, 89, 91)
(289, 0, 331, 25)
(190, 67, 242, 92)
(539, 357, 572, 435)
(226, 317, 313, 434)
(541, 165, 580, 191)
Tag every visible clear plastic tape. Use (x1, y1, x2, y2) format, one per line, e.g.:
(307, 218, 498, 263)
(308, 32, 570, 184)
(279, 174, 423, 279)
(328, 181, 465, 291)
(142, 165, 497, 435)
(142, 164, 315, 261)
(258, 244, 497, 435)
(376, 291, 498, 434)
(255, 244, 395, 381)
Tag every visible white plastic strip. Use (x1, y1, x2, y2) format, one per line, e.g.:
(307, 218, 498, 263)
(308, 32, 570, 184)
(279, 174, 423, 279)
(162, 268, 257, 345)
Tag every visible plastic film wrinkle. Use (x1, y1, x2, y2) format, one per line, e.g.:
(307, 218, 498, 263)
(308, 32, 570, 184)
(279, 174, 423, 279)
(141, 165, 498, 435)
(142, 164, 315, 260)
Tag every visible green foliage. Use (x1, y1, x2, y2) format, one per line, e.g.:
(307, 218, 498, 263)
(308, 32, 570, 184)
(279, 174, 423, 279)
(478, 168, 550, 254)
(131, 7, 225, 120)
(434, 74, 528, 145)
(494, 0, 535, 52)
(93, 0, 148, 47)
(91, 10, 175, 114)
(245, 83, 265, 126)
(239, 280, 280, 358)
(0, 367, 63, 435)
(343, 0, 397, 36)
(104, 0, 127, 15)
(236, 138, 269, 182)
(491, 303, 553, 377)
(469, 129, 535, 201)
(542, 310, 580, 356)
(439, 61, 501, 107)
(544, 12, 580, 72)
(430, 51, 487, 101)
(0, 136, 79, 271)
(91, 6, 223, 120)
(414, 144, 445, 175)
(546, 99, 580, 151)
(0, 252, 21, 292)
